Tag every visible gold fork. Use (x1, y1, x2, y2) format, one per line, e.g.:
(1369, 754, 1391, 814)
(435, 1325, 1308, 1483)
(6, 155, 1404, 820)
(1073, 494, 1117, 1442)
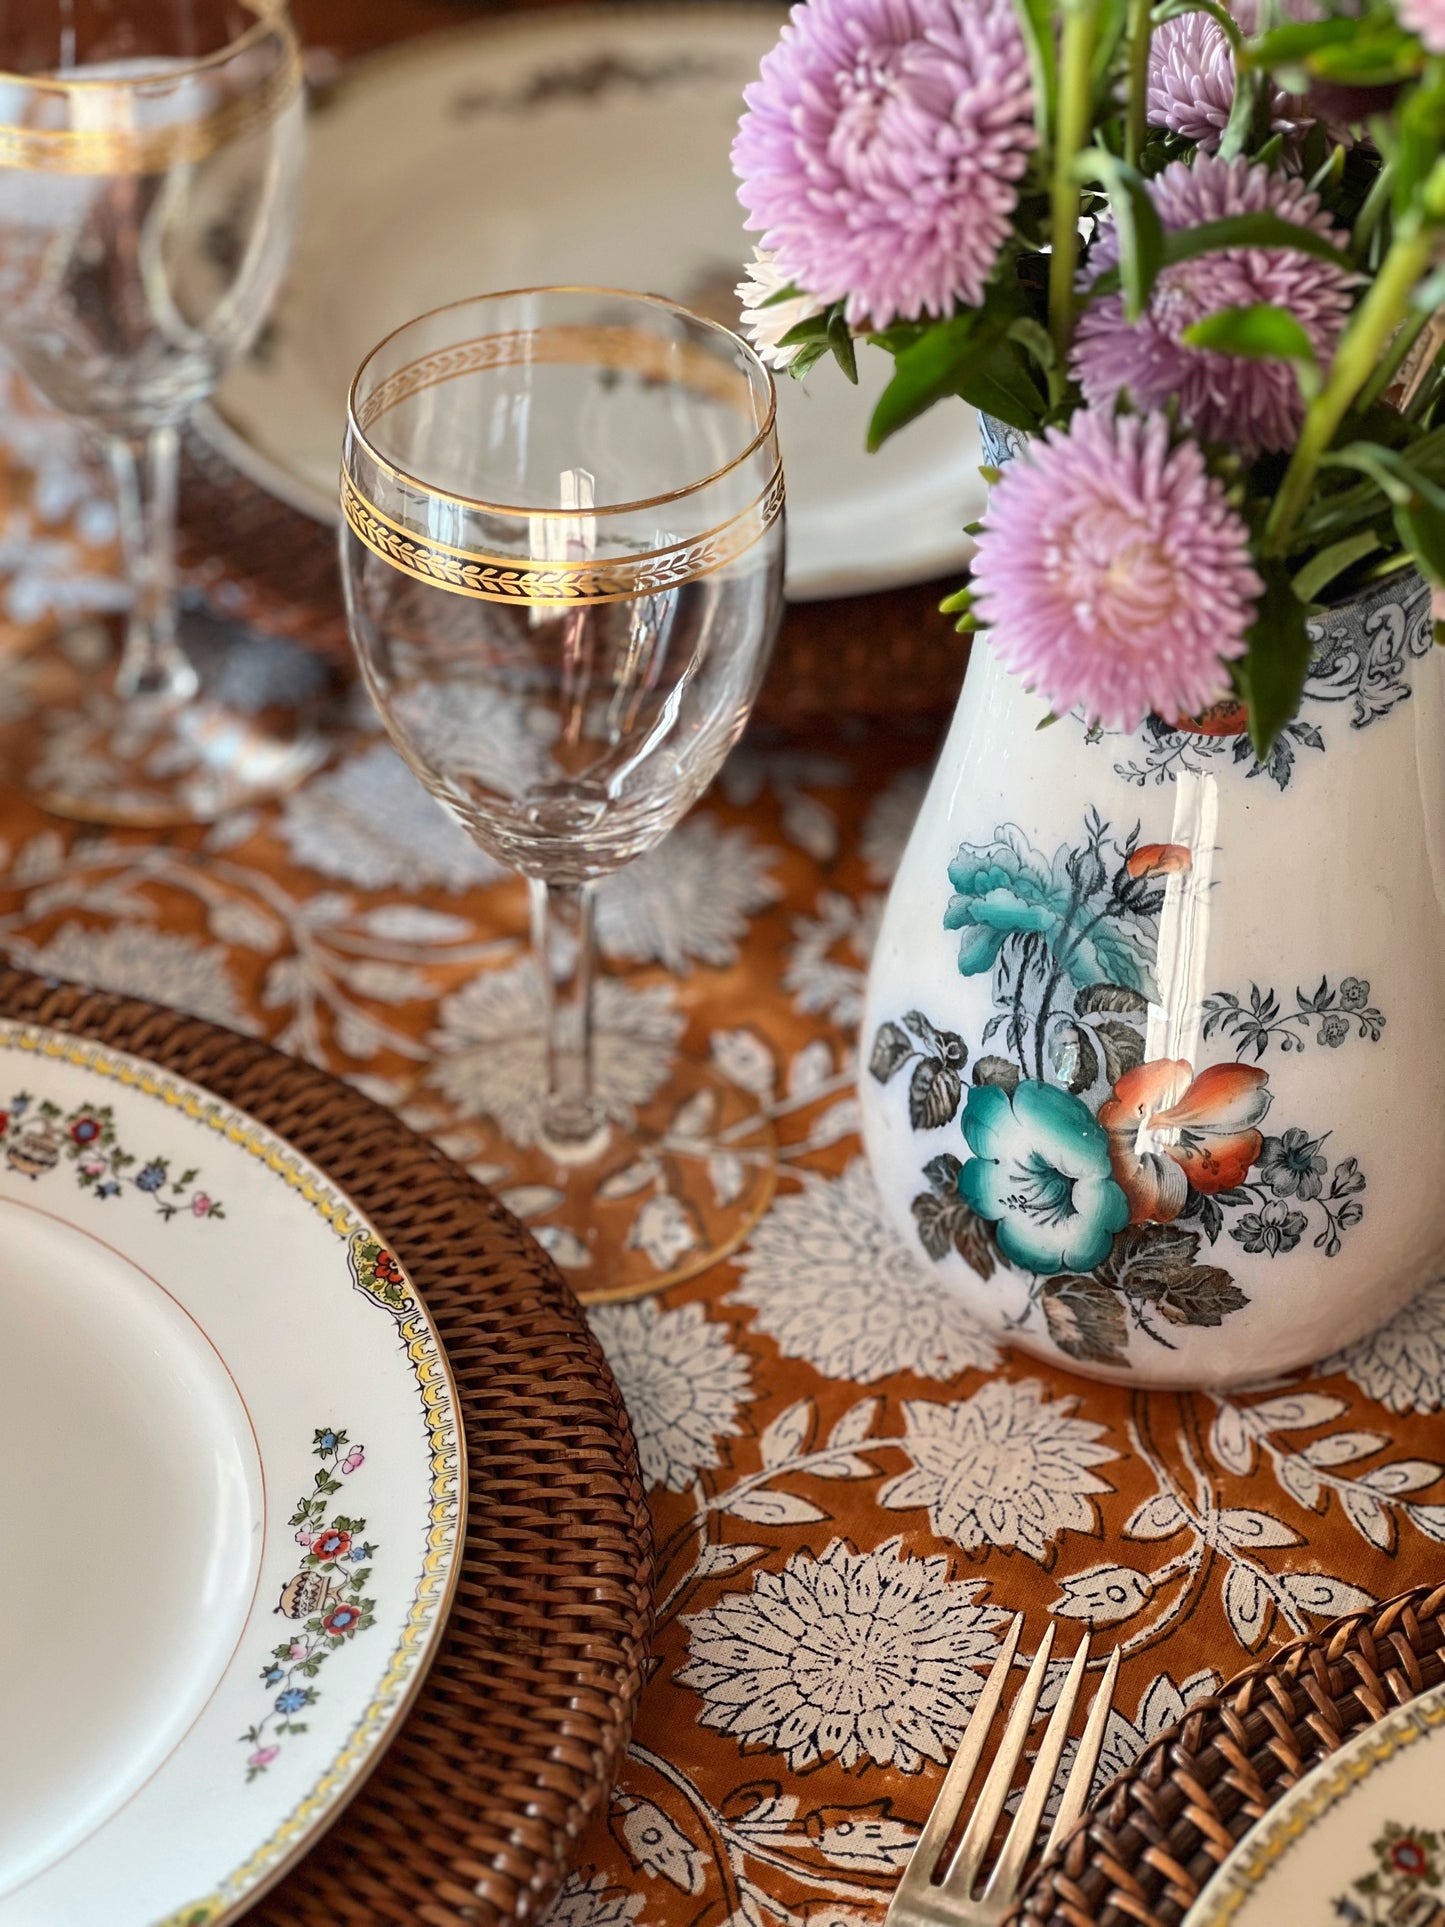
(884, 1619, 1120, 1927)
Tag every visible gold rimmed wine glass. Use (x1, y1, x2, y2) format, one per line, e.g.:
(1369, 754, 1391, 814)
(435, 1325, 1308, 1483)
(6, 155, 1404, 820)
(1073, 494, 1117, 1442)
(0, 0, 318, 824)
(341, 286, 786, 1301)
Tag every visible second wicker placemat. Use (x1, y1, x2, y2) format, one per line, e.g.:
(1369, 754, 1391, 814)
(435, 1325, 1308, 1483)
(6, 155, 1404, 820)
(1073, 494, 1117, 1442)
(0, 963, 653, 1927)
(1018, 1581, 1445, 1926)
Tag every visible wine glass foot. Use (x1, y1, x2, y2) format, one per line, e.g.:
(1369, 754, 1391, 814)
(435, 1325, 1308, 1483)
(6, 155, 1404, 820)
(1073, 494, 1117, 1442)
(412, 1053, 778, 1305)
(14, 600, 341, 827)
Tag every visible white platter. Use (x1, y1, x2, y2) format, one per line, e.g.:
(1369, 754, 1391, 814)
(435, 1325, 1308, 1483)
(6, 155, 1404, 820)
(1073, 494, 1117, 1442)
(0, 1024, 463, 1927)
(199, 3, 984, 601)
(1186, 1675, 1445, 1926)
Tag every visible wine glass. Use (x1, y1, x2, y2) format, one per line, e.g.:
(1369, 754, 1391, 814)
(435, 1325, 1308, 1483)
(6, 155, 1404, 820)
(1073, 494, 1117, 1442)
(0, 0, 315, 823)
(342, 287, 785, 1301)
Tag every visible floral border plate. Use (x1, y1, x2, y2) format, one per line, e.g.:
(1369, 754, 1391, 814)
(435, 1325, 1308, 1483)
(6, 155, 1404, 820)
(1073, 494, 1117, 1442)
(0, 1022, 464, 1927)
(195, 3, 985, 601)
(1184, 1675, 1445, 1925)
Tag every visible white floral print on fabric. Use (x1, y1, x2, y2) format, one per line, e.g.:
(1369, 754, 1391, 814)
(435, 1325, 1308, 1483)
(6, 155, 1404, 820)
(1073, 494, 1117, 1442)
(858, 767, 929, 884)
(427, 959, 683, 1148)
(278, 742, 506, 893)
(677, 1536, 1008, 1773)
(589, 1299, 753, 1493)
(595, 815, 780, 973)
(783, 890, 882, 1029)
(542, 1870, 648, 1927)
(1320, 1276, 1445, 1414)
(879, 1382, 1117, 1562)
(730, 1159, 1000, 1383)
(14, 920, 255, 1032)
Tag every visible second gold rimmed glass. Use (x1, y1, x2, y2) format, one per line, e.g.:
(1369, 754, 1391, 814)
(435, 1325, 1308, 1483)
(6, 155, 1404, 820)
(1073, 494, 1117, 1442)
(341, 287, 785, 1300)
(0, 0, 314, 823)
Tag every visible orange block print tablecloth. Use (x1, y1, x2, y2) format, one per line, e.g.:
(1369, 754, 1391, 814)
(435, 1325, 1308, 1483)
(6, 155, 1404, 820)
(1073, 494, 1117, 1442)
(2, 381, 1444, 1927)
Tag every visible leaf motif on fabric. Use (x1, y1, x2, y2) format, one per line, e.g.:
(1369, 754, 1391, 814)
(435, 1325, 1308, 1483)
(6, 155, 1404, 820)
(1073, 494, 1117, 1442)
(724, 1489, 827, 1525)
(760, 1400, 814, 1469)
(1223, 1564, 1271, 1649)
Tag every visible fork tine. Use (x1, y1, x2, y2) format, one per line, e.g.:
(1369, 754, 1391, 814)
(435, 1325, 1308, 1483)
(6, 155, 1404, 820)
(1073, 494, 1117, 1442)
(981, 1635, 1091, 1906)
(895, 1613, 1025, 1893)
(940, 1621, 1057, 1897)
(1041, 1641, 1120, 1861)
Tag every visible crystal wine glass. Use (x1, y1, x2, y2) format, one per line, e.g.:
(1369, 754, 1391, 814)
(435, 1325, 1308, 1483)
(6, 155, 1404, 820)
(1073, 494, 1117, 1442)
(342, 287, 785, 1300)
(0, 0, 314, 822)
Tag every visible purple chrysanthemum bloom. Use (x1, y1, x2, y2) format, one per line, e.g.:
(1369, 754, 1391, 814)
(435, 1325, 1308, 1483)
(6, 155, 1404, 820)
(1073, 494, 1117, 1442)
(731, 0, 1035, 329)
(1400, 0, 1445, 52)
(1072, 157, 1355, 458)
(970, 412, 1263, 731)
(1148, 0, 1295, 148)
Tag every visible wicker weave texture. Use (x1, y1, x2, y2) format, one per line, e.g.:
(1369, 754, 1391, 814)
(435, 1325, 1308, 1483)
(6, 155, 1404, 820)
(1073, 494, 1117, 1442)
(0, 965, 654, 1927)
(1018, 1582, 1445, 1927)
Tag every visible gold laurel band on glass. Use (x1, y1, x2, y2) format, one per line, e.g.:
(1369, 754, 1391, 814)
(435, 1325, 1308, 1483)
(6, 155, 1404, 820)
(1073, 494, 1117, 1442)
(0, 31, 301, 175)
(341, 467, 785, 606)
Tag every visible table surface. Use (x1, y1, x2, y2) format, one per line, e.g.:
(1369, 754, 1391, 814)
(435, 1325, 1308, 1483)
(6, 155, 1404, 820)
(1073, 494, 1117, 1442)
(4, 10, 1445, 1926)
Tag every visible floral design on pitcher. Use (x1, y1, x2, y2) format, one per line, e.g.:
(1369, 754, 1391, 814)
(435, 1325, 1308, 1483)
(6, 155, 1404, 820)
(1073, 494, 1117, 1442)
(242, 1427, 378, 1781)
(1333, 1820, 1444, 1924)
(1097, 575, 1432, 792)
(869, 812, 1374, 1369)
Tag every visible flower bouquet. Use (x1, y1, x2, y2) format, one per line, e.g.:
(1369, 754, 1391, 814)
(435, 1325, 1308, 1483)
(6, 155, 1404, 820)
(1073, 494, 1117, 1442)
(732, 0, 1445, 753)
(734, 0, 1445, 1383)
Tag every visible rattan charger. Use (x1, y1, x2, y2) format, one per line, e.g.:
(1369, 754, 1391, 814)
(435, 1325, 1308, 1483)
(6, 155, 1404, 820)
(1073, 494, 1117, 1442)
(0, 963, 654, 1927)
(1017, 1580, 1445, 1926)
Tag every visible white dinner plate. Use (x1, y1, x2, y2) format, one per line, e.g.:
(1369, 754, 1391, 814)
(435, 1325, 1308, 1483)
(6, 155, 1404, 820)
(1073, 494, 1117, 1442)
(1185, 1675, 1445, 1925)
(198, 3, 984, 601)
(0, 1024, 463, 1927)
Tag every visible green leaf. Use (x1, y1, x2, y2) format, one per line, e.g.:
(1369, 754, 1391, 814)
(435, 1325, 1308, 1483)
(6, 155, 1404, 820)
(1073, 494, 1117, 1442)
(868, 315, 980, 451)
(1077, 149, 1165, 321)
(1241, 16, 1362, 68)
(1010, 0, 1058, 159)
(1291, 529, 1382, 603)
(826, 309, 858, 385)
(952, 337, 1047, 434)
(1181, 302, 1317, 363)
(1234, 562, 1314, 761)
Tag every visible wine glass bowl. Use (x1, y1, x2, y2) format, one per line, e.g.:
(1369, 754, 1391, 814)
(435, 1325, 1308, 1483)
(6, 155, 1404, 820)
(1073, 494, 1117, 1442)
(0, 0, 316, 818)
(341, 287, 786, 1293)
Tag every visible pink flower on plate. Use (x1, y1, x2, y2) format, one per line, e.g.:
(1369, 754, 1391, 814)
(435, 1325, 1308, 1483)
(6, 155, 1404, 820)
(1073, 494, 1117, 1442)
(289, 1641, 308, 1659)
(340, 1446, 365, 1476)
(247, 1746, 279, 1769)
(190, 1192, 212, 1217)
(78, 1159, 106, 1178)
(732, 0, 1035, 327)
(1073, 157, 1355, 459)
(295, 1526, 314, 1548)
(969, 410, 1263, 731)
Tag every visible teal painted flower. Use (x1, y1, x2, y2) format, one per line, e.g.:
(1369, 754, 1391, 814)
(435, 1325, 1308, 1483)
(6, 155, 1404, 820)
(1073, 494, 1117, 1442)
(943, 826, 1156, 997)
(958, 1080, 1130, 1274)
(944, 829, 1072, 978)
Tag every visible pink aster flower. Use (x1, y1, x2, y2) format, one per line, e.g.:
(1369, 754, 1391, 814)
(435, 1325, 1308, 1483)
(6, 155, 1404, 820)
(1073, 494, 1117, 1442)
(970, 412, 1263, 731)
(732, 0, 1035, 328)
(1149, 0, 1291, 148)
(1073, 157, 1355, 458)
(1401, 0, 1445, 52)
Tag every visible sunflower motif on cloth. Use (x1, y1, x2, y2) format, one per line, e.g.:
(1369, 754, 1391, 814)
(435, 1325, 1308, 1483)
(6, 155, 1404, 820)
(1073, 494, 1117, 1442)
(1098, 1058, 1273, 1223)
(957, 1080, 1129, 1274)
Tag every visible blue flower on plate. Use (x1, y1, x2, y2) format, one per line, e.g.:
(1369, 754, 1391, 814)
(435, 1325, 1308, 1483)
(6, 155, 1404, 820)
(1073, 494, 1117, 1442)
(958, 1079, 1129, 1274)
(275, 1687, 309, 1714)
(351, 1542, 374, 1564)
(262, 1665, 285, 1687)
(317, 1429, 338, 1452)
(135, 1160, 166, 1192)
(95, 1180, 121, 1200)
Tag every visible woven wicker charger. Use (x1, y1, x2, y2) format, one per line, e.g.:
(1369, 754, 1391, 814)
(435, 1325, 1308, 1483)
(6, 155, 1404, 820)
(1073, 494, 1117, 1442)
(0, 963, 653, 1927)
(1017, 1580, 1445, 1927)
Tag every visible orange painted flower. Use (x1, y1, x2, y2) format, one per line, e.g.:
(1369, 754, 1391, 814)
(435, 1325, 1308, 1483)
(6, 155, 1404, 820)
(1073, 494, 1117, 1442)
(1125, 843, 1194, 880)
(1176, 697, 1248, 737)
(1098, 1058, 1272, 1223)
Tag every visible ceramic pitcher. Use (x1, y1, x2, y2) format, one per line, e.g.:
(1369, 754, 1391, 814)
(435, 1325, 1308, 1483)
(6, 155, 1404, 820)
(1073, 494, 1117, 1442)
(860, 553, 1445, 1386)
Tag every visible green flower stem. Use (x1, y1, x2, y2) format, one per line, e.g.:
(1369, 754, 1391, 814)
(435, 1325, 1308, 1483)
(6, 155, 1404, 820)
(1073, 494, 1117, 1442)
(1266, 214, 1437, 555)
(1125, 0, 1154, 166)
(1050, 0, 1100, 364)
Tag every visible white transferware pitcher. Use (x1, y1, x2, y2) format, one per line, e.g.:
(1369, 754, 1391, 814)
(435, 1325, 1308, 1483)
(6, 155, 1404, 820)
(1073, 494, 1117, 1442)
(860, 562, 1445, 1386)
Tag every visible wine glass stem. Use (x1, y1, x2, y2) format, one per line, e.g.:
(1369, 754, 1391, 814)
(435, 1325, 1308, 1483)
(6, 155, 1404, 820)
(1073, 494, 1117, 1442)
(531, 876, 609, 1161)
(107, 424, 199, 706)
